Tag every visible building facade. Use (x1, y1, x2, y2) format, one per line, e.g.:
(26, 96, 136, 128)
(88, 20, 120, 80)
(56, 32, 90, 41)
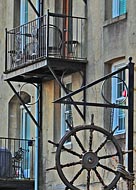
(0, 0, 135, 190)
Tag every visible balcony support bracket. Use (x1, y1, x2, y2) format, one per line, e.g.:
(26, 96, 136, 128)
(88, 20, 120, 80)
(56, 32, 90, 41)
(28, 0, 40, 17)
(48, 65, 86, 121)
(7, 80, 41, 130)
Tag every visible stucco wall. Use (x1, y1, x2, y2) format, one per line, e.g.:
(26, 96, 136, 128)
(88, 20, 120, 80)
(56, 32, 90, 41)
(0, 0, 36, 138)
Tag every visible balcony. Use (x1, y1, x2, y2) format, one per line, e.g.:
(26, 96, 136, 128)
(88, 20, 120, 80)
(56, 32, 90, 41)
(4, 12, 87, 83)
(0, 137, 35, 189)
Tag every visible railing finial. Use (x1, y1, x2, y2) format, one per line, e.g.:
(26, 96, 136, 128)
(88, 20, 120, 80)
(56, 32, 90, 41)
(129, 57, 132, 63)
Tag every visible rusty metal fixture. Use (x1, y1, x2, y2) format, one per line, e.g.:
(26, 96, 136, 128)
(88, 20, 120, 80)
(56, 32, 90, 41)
(54, 124, 123, 190)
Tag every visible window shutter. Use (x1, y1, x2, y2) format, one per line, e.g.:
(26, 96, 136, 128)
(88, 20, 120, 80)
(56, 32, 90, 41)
(119, 0, 127, 15)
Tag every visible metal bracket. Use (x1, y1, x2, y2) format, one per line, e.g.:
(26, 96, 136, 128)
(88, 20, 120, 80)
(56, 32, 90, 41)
(83, 0, 87, 4)
(28, 0, 40, 17)
(54, 65, 128, 104)
(48, 65, 86, 121)
(7, 80, 41, 130)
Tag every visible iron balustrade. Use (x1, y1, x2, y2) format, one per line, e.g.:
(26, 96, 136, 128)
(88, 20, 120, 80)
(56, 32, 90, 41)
(5, 12, 87, 72)
(0, 137, 35, 180)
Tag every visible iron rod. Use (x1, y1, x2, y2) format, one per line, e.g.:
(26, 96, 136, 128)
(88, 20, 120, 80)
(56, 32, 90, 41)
(54, 65, 128, 103)
(54, 100, 128, 109)
(5, 28, 7, 71)
(83, 69, 86, 121)
(46, 10, 49, 57)
(48, 65, 84, 120)
(127, 58, 134, 177)
(7, 81, 41, 130)
(28, 0, 40, 17)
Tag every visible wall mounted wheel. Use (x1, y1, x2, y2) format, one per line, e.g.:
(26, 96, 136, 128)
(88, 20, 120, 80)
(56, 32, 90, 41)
(55, 124, 123, 190)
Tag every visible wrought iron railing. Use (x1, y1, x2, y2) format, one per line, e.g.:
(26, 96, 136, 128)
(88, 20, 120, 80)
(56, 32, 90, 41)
(5, 11, 87, 72)
(0, 137, 35, 180)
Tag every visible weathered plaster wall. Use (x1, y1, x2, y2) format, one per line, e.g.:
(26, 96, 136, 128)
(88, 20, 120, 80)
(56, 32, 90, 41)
(0, 0, 36, 137)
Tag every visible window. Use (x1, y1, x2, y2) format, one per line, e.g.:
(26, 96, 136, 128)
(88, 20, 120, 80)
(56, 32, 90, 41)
(20, 106, 30, 140)
(20, 0, 28, 25)
(8, 92, 30, 139)
(105, 0, 127, 20)
(20, 106, 31, 178)
(13, 0, 28, 61)
(14, 0, 20, 27)
(14, 0, 28, 26)
(112, 63, 127, 134)
(112, 0, 127, 18)
(61, 79, 73, 143)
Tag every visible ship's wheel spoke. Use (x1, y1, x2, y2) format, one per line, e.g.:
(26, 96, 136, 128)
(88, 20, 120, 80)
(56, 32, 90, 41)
(98, 163, 117, 174)
(87, 170, 91, 190)
(70, 168, 84, 184)
(48, 140, 82, 158)
(93, 168, 107, 188)
(95, 136, 109, 154)
(89, 129, 94, 151)
(61, 161, 81, 169)
(62, 146, 82, 158)
(73, 134, 86, 153)
(98, 152, 118, 160)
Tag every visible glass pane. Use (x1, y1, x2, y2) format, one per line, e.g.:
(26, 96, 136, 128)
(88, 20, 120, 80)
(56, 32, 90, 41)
(112, 67, 126, 133)
(119, 0, 127, 15)
(112, 0, 126, 18)
(117, 70, 125, 98)
(62, 83, 72, 143)
(116, 100, 125, 131)
(118, 114, 125, 130)
(112, 0, 119, 18)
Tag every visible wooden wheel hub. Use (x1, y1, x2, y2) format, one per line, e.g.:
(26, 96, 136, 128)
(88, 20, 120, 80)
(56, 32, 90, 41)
(82, 151, 98, 170)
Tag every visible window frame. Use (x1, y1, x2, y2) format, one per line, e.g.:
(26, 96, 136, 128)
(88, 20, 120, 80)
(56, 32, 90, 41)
(20, 0, 28, 25)
(111, 61, 127, 135)
(61, 76, 73, 145)
(105, 0, 127, 20)
(112, 0, 127, 18)
(20, 105, 31, 176)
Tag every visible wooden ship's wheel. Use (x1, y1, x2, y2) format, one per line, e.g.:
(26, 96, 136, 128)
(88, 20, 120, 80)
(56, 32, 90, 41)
(48, 118, 127, 190)
(55, 124, 123, 190)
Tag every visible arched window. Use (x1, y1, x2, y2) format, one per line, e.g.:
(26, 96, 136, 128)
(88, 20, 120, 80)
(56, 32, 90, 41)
(8, 92, 30, 139)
